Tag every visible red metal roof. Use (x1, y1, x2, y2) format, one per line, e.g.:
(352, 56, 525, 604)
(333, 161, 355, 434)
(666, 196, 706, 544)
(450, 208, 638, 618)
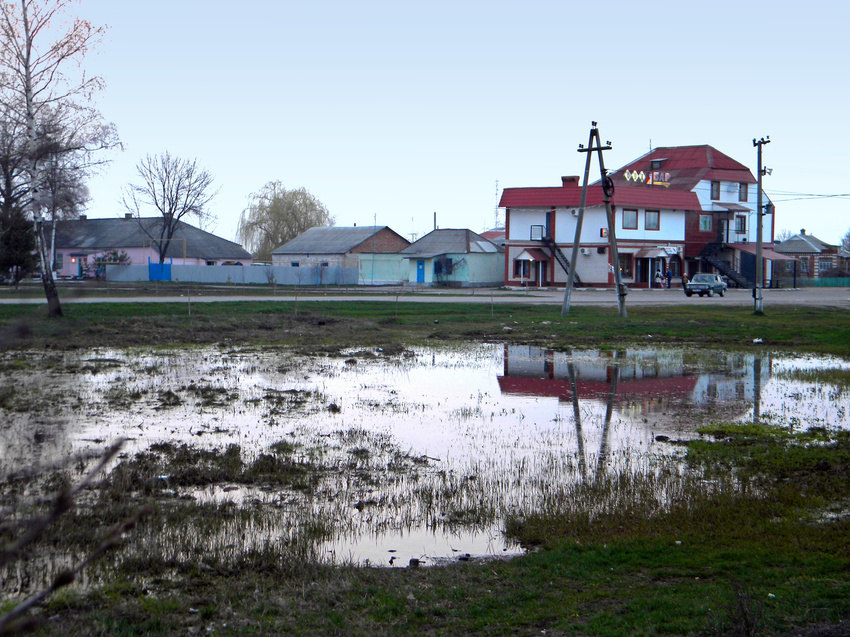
(499, 183, 700, 211)
(609, 145, 756, 190)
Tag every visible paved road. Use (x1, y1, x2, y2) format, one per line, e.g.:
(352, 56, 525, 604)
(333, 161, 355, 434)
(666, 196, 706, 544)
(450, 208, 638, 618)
(2, 286, 849, 309)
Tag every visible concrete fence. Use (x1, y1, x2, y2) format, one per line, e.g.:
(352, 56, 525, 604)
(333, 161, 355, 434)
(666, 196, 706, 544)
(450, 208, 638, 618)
(105, 264, 359, 286)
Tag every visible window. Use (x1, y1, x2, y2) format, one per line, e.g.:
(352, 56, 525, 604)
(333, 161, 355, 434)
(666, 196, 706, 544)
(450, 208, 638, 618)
(710, 181, 720, 200)
(819, 259, 832, 272)
(801, 259, 809, 273)
(735, 215, 747, 233)
(699, 214, 712, 232)
(622, 209, 638, 230)
(530, 225, 544, 240)
(290, 262, 300, 267)
(514, 259, 530, 278)
(54, 252, 63, 270)
(645, 210, 660, 231)
(206, 260, 215, 266)
(618, 254, 633, 278)
(739, 183, 748, 202)
(650, 159, 664, 170)
(320, 262, 329, 267)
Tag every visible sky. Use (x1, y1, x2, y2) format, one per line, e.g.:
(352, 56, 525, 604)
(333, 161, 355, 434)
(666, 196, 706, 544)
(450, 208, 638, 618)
(75, 0, 849, 246)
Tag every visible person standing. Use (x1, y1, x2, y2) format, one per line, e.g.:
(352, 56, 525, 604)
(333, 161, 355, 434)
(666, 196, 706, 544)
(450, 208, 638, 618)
(665, 269, 672, 289)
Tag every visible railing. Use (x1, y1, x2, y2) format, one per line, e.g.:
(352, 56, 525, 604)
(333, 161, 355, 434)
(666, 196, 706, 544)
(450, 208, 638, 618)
(541, 236, 584, 287)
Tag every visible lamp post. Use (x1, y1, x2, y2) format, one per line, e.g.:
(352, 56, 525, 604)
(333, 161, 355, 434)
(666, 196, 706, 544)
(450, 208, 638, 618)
(753, 136, 770, 312)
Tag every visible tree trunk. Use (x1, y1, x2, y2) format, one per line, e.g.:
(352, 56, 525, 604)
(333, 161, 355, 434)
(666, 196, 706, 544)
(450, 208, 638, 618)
(41, 268, 62, 317)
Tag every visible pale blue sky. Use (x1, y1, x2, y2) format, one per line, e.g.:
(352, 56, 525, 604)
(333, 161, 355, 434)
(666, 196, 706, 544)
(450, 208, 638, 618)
(80, 0, 849, 245)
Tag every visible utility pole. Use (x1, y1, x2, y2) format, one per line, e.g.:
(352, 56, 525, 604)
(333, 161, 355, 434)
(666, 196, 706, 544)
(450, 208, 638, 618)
(753, 136, 770, 313)
(562, 122, 627, 317)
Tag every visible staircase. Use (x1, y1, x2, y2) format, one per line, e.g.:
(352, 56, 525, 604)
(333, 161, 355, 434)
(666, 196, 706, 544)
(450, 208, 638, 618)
(542, 236, 584, 287)
(698, 243, 752, 288)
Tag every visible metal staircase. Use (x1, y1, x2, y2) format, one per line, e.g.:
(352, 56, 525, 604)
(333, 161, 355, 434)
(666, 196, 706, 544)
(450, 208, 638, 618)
(542, 236, 584, 287)
(698, 243, 752, 288)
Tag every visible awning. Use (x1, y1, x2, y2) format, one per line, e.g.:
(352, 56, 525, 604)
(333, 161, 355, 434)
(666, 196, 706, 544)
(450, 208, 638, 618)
(727, 242, 795, 261)
(515, 248, 549, 261)
(712, 202, 750, 212)
(634, 248, 669, 259)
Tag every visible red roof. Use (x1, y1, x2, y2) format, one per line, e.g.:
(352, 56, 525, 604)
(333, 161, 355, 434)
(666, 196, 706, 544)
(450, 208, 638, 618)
(610, 145, 756, 190)
(499, 183, 700, 211)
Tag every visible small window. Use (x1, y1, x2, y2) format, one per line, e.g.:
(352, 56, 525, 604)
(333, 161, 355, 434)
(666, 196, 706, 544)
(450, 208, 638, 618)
(54, 252, 63, 269)
(320, 262, 329, 267)
(710, 181, 721, 200)
(290, 262, 300, 267)
(622, 209, 638, 230)
(618, 254, 633, 278)
(514, 259, 530, 278)
(801, 259, 809, 273)
(645, 210, 660, 231)
(735, 215, 747, 233)
(699, 214, 712, 232)
(650, 159, 664, 170)
(206, 260, 215, 266)
(739, 183, 748, 202)
(530, 225, 544, 240)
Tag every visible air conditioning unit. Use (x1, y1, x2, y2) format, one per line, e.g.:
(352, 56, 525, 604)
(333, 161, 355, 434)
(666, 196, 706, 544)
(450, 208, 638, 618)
(571, 209, 579, 217)
(579, 247, 592, 256)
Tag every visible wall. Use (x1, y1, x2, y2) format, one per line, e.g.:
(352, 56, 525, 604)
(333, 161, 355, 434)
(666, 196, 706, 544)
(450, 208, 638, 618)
(357, 254, 407, 285)
(105, 264, 358, 285)
(348, 228, 411, 253)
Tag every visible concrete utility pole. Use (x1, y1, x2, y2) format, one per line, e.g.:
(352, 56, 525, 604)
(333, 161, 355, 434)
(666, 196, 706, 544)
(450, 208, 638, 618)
(753, 136, 770, 313)
(562, 122, 627, 318)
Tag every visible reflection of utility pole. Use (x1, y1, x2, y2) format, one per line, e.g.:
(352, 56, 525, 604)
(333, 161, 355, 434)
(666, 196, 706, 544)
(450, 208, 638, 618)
(753, 136, 770, 313)
(597, 359, 620, 477)
(563, 122, 627, 317)
(753, 355, 762, 424)
(567, 363, 587, 481)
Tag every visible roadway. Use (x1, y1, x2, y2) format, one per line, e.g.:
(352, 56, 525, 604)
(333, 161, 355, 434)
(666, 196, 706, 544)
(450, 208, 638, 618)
(2, 286, 849, 309)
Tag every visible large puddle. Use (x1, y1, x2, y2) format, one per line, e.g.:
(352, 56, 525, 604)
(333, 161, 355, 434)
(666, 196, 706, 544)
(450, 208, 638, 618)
(2, 343, 848, 568)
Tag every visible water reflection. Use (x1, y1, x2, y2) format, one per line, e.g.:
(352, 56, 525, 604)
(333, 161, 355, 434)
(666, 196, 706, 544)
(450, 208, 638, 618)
(1, 343, 848, 572)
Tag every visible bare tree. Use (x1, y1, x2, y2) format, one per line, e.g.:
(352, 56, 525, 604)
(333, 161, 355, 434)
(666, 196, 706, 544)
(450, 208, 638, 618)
(237, 181, 333, 263)
(0, 0, 117, 317)
(774, 228, 794, 243)
(841, 228, 850, 253)
(121, 152, 217, 264)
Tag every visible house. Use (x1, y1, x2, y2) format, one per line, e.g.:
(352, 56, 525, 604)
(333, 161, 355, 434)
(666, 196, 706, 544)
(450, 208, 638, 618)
(399, 228, 504, 287)
(773, 229, 840, 280)
(499, 145, 776, 288)
(271, 226, 411, 285)
(52, 214, 252, 278)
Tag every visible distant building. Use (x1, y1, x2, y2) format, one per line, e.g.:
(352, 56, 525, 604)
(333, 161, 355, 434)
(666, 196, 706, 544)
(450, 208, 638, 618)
(774, 229, 839, 279)
(53, 214, 252, 278)
(500, 145, 777, 288)
(271, 226, 411, 285)
(399, 228, 503, 287)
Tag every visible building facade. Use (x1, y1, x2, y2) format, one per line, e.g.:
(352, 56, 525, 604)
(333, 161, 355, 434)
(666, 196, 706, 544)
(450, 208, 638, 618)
(500, 145, 775, 288)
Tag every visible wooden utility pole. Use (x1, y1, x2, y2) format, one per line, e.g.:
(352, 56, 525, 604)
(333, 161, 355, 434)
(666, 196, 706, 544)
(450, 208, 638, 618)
(562, 122, 628, 317)
(753, 136, 770, 313)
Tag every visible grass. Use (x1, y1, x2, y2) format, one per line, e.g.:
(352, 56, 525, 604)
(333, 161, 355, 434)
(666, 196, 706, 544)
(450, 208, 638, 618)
(2, 298, 850, 635)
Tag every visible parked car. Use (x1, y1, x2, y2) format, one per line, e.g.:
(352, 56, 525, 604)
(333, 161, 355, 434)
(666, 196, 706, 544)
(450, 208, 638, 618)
(684, 273, 727, 297)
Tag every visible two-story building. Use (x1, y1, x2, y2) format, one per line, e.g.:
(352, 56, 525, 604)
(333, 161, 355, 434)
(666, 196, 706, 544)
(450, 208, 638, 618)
(500, 145, 777, 288)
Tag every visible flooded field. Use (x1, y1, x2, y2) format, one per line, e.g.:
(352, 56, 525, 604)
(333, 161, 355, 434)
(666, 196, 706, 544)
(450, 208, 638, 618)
(2, 343, 849, 575)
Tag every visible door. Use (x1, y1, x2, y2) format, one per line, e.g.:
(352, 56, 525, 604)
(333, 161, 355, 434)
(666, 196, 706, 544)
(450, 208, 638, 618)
(416, 260, 425, 283)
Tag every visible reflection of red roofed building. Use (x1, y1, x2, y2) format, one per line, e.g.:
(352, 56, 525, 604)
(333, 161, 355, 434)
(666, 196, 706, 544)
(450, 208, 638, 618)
(496, 374, 698, 403)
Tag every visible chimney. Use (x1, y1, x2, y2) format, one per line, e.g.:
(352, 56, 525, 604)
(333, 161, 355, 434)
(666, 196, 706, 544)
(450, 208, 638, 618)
(800, 229, 806, 235)
(79, 214, 87, 221)
(561, 176, 580, 187)
(125, 213, 133, 220)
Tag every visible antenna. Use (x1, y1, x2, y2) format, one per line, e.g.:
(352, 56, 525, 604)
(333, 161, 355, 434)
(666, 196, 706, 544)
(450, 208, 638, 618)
(493, 179, 500, 228)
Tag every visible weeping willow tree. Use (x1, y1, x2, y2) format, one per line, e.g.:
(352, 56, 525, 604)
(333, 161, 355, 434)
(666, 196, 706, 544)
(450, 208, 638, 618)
(237, 181, 334, 263)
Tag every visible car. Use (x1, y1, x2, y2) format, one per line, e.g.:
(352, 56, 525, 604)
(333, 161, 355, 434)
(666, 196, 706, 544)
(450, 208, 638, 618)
(685, 273, 727, 297)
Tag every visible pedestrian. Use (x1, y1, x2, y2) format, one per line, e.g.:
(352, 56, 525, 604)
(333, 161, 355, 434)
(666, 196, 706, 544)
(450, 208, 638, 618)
(654, 271, 663, 288)
(665, 269, 672, 289)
